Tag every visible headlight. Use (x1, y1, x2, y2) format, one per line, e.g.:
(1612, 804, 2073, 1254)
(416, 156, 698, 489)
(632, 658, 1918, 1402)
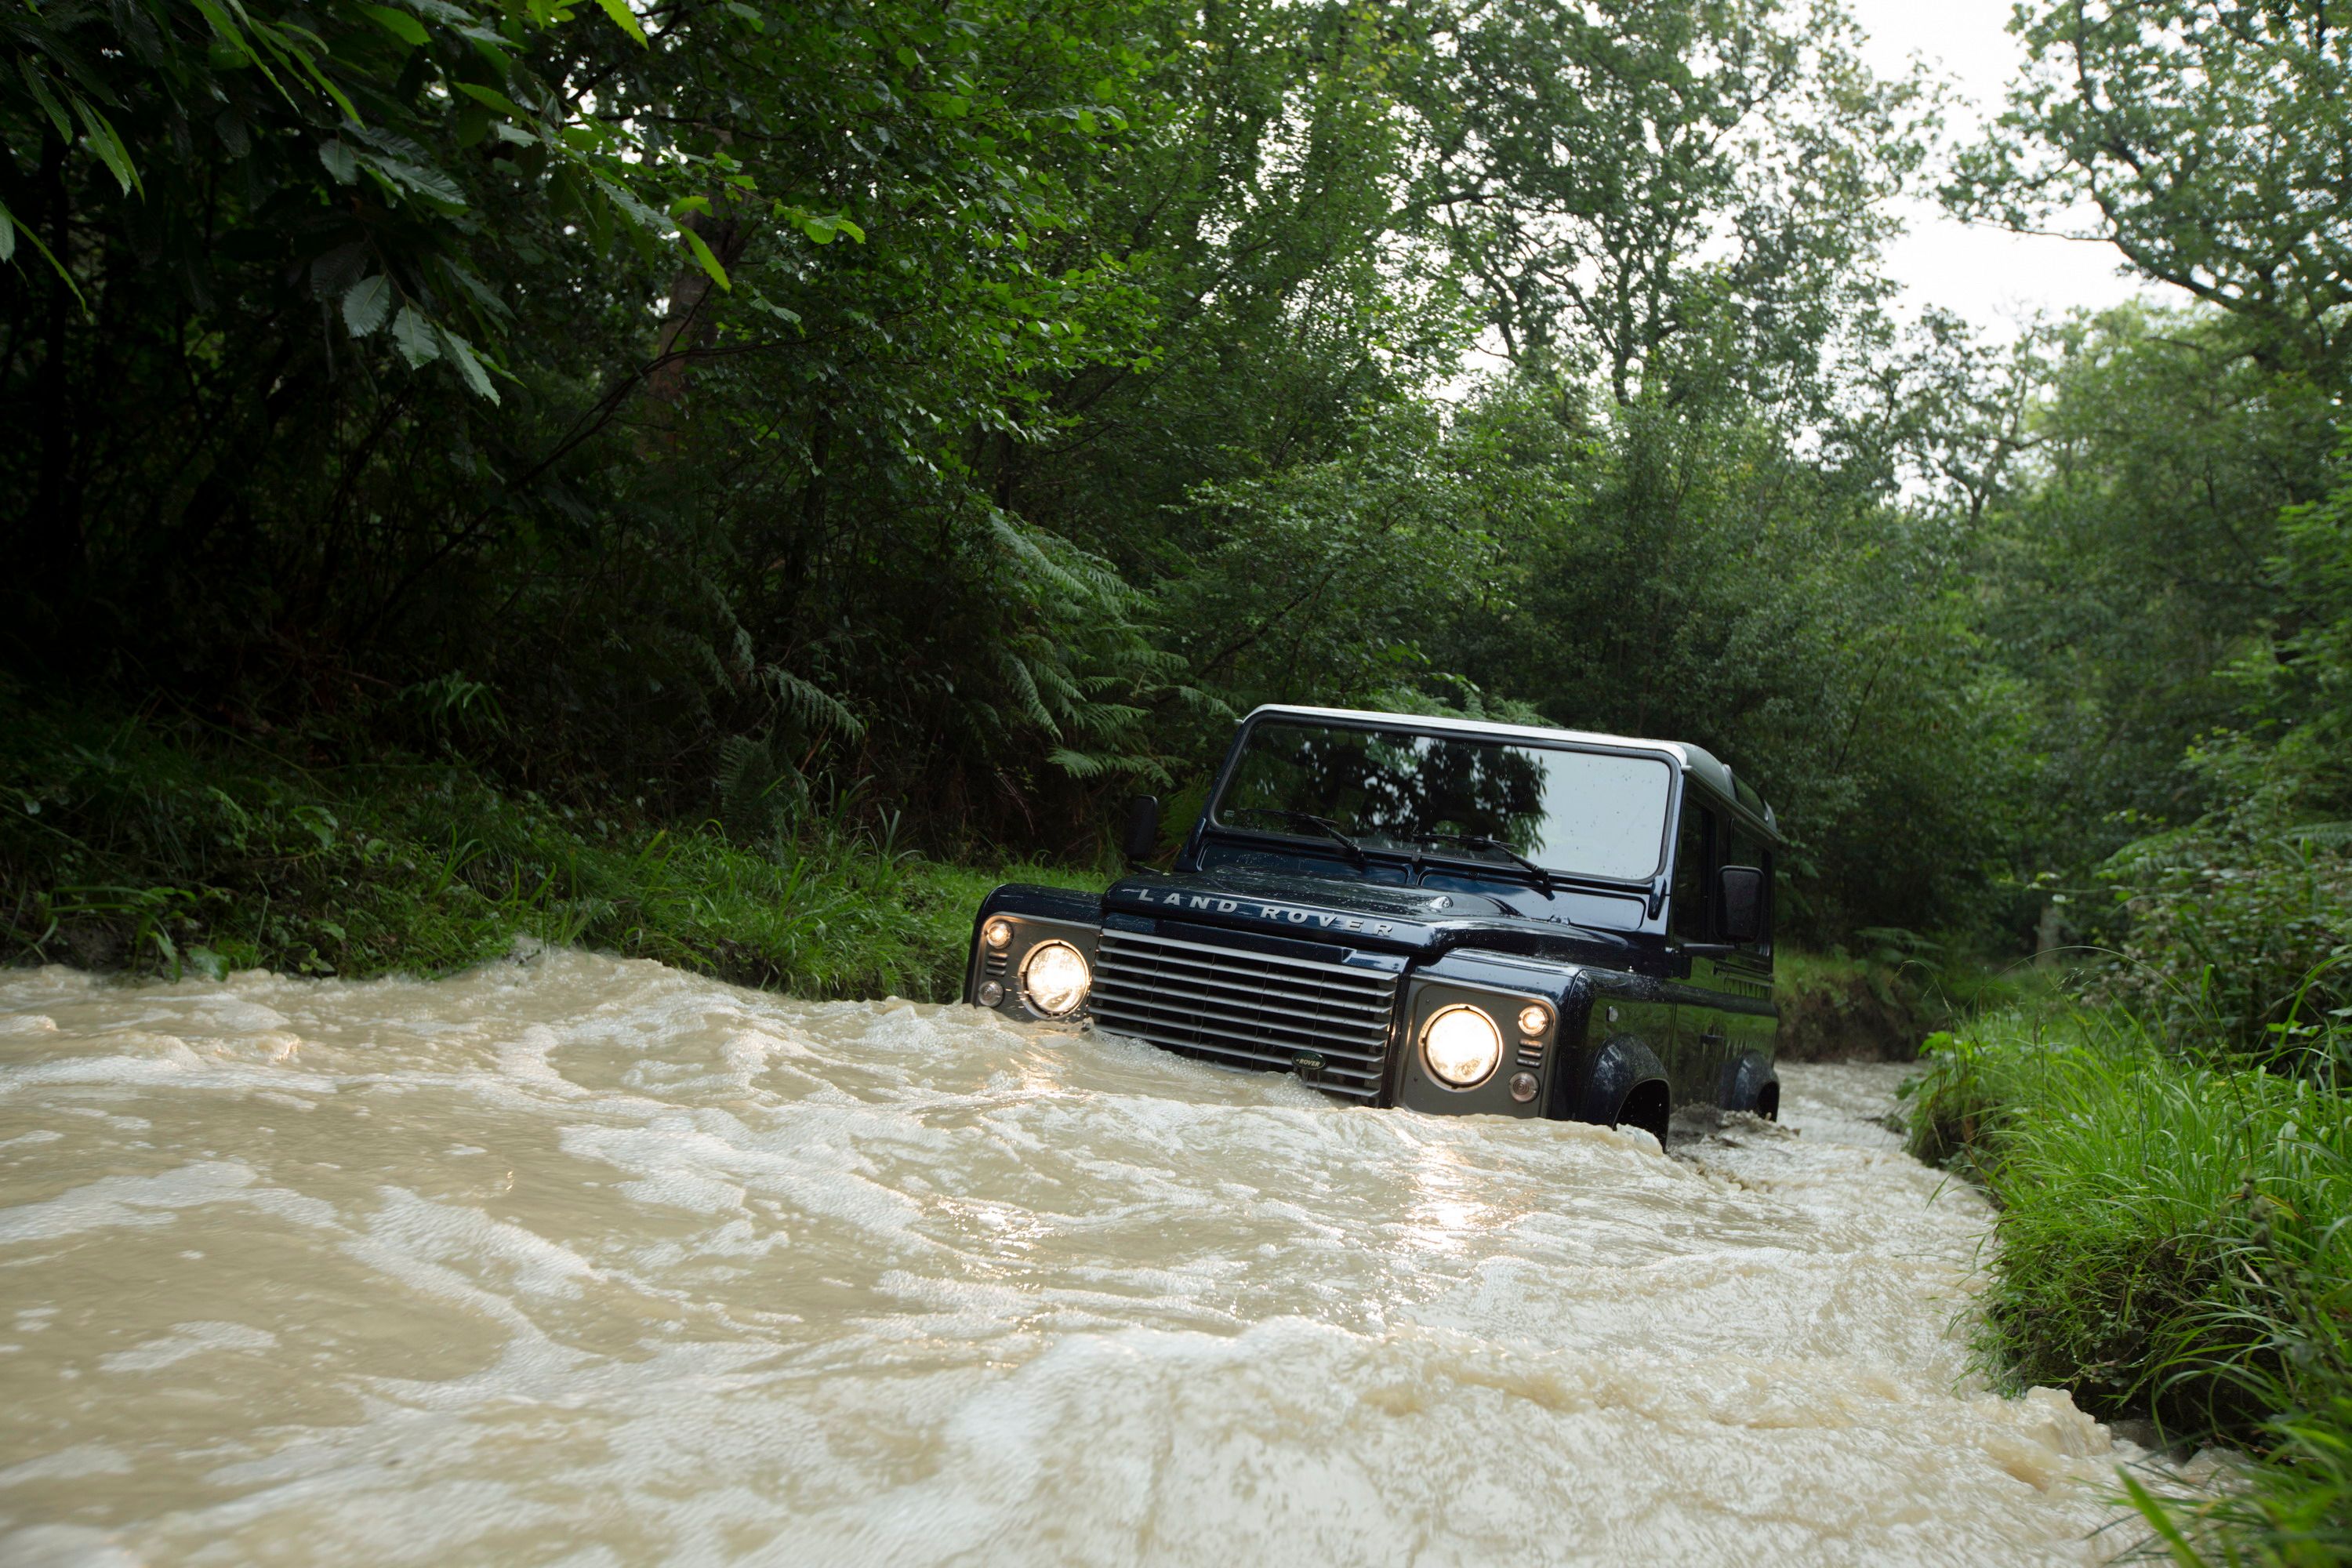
(1421, 1004, 1503, 1088)
(1021, 941, 1091, 1018)
(1517, 1003, 1551, 1036)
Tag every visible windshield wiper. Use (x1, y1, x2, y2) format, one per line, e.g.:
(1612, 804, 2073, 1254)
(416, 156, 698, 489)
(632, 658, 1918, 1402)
(1225, 807, 1369, 867)
(1414, 832, 1555, 897)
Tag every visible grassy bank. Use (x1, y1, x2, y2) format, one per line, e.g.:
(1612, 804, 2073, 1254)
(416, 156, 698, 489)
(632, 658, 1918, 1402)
(2, 703, 1093, 1000)
(1772, 943, 2049, 1062)
(1906, 1014, 2352, 1563)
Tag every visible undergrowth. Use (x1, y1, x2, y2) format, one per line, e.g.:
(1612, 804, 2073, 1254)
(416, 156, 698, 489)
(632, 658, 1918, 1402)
(1, 703, 1094, 1000)
(1906, 1013, 2352, 1564)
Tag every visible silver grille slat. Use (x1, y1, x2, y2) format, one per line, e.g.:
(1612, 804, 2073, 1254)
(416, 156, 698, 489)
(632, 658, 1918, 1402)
(1090, 927, 1401, 1102)
(1091, 969, 1389, 1027)
(1090, 993, 1388, 1064)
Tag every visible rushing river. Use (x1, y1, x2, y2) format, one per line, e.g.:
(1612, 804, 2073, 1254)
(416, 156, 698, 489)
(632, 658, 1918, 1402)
(0, 950, 2158, 1566)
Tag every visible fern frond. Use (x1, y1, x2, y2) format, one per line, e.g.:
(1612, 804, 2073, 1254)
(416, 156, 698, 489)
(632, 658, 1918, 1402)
(1047, 749, 1173, 786)
(760, 665, 866, 741)
(996, 648, 1060, 736)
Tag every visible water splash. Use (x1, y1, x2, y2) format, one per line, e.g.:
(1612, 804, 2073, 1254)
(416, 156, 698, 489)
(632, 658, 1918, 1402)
(0, 953, 2148, 1564)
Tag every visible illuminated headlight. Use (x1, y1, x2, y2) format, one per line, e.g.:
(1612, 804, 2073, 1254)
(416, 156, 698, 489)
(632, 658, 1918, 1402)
(984, 918, 1014, 949)
(1517, 1003, 1551, 1037)
(1021, 941, 1091, 1018)
(1421, 1004, 1503, 1088)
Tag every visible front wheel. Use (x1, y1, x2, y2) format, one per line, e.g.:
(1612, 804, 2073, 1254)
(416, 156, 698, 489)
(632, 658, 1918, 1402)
(1719, 1050, 1779, 1120)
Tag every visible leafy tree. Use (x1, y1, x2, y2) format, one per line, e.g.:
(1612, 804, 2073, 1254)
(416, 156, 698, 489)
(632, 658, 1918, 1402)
(1951, 0, 2352, 382)
(1406, 0, 1927, 413)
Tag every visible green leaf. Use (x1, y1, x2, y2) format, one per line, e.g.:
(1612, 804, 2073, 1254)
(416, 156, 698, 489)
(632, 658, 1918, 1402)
(187, 0, 297, 107)
(452, 82, 532, 120)
(0, 193, 86, 313)
(356, 151, 466, 209)
(71, 99, 140, 197)
(441, 260, 512, 323)
(592, 0, 648, 45)
(319, 140, 359, 184)
(435, 325, 500, 402)
(342, 274, 393, 336)
(679, 225, 731, 291)
(359, 5, 430, 46)
(390, 306, 441, 368)
(590, 175, 671, 238)
(18, 60, 74, 141)
(794, 211, 862, 246)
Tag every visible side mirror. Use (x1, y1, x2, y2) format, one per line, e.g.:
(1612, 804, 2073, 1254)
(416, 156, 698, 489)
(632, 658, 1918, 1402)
(1717, 865, 1766, 945)
(1121, 795, 1161, 863)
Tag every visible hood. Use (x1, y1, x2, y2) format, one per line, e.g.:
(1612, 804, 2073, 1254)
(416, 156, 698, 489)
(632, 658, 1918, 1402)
(1100, 867, 1646, 967)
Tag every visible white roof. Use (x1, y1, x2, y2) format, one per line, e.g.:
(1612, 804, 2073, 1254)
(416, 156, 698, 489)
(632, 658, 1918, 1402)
(1243, 704, 1772, 830)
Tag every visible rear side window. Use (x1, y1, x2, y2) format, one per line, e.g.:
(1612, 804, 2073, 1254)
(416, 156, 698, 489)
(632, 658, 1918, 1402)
(1669, 798, 1716, 939)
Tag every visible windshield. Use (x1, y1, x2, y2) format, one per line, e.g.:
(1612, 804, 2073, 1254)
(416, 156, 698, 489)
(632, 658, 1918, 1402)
(1211, 720, 1675, 881)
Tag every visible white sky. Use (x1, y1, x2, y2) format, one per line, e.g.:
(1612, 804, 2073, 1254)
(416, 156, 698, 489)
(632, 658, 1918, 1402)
(1846, 0, 2169, 338)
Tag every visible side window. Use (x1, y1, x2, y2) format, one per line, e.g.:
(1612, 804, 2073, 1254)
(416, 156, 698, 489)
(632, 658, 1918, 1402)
(1669, 800, 1716, 938)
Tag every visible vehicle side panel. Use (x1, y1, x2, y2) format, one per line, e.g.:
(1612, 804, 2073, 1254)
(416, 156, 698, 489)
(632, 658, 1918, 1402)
(1667, 956, 1778, 1107)
(1552, 967, 1676, 1124)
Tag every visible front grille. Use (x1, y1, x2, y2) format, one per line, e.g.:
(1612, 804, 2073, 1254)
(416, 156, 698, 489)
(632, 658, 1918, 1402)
(1090, 927, 1401, 1102)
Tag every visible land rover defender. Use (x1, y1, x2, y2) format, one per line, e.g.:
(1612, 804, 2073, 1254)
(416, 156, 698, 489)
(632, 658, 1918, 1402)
(964, 705, 1780, 1142)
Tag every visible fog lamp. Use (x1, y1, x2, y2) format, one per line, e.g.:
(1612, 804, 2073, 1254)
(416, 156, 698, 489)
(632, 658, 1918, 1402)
(1021, 941, 1091, 1018)
(984, 918, 1014, 949)
(1517, 1003, 1551, 1037)
(1421, 1004, 1503, 1088)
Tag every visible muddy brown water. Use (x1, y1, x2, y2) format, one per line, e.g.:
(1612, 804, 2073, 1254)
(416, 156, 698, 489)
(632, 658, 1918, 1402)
(0, 950, 2161, 1566)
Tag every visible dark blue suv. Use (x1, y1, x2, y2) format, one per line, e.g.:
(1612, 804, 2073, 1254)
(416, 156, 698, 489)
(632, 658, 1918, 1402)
(965, 706, 1780, 1143)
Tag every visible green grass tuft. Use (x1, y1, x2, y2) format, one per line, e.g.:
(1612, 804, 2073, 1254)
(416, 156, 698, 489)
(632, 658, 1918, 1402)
(1907, 1012, 2352, 1563)
(2, 702, 1095, 1000)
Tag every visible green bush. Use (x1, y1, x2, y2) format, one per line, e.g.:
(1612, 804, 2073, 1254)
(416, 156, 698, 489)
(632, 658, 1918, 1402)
(2089, 777, 2352, 1070)
(1906, 1014, 2352, 1563)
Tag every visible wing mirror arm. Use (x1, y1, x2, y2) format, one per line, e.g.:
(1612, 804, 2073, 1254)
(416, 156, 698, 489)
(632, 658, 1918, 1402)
(1120, 795, 1162, 869)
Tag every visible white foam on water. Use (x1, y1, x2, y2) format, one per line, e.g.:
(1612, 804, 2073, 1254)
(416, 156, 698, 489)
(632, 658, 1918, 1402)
(0, 952, 2176, 1565)
(0, 1162, 260, 1246)
(96, 1321, 280, 1374)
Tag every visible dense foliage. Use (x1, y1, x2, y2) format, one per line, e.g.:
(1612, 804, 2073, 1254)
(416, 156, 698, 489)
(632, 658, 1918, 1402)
(0, 0, 2019, 940)
(7, 0, 2352, 1553)
(2, 0, 2344, 939)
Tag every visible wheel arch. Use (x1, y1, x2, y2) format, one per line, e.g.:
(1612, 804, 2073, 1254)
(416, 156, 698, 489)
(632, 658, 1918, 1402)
(1572, 1035, 1671, 1145)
